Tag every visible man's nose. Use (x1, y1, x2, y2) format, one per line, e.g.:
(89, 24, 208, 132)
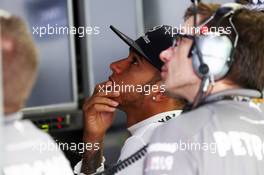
(160, 47, 174, 63)
(110, 59, 126, 74)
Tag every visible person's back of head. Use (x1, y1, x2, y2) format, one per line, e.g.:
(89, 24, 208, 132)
(0, 10, 38, 115)
(185, 3, 264, 93)
(212, 7, 264, 91)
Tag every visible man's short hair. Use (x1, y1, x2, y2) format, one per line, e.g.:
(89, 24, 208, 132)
(1, 14, 38, 113)
(224, 9, 264, 90)
(184, 3, 220, 22)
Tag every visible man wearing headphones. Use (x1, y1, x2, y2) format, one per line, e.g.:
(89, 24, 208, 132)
(144, 2, 264, 175)
(75, 25, 185, 174)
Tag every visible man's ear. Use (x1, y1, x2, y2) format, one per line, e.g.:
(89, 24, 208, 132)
(2, 37, 14, 53)
(150, 81, 167, 102)
(153, 91, 169, 102)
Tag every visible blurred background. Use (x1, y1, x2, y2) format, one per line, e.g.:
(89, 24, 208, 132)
(0, 0, 263, 169)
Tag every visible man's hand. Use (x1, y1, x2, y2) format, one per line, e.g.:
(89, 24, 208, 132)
(82, 81, 120, 140)
(81, 81, 120, 174)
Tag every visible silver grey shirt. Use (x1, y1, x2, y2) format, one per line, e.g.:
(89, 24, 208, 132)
(144, 89, 264, 175)
(3, 112, 73, 175)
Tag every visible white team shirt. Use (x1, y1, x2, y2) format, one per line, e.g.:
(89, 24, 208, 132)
(74, 110, 182, 175)
(3, 112, 73, 175)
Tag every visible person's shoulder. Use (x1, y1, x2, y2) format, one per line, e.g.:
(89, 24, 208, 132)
(151, 101, 264, 142)
(13, 120, 66, 154)
(21, 120, 56, 140)
(154, 106, 214, 139)
(123, 123, 160, 150)
(119, 134, 148, 160)
(137, 122, 163, 143)
(136, 110, 183, 143)
(4, 120, 73, 174)
(5, 119, 53, 141)
(206, 100, 264, 125)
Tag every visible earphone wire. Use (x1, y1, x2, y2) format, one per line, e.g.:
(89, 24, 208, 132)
(191, 0, 211, 109)
(95, 144, 149, 175)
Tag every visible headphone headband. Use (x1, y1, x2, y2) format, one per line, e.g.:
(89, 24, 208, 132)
(191, 3, 244, 81)
(190, 2, 246, 108)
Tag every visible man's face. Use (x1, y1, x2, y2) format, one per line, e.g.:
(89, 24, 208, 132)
(160, 17, 201, 99)
(109, 50, 159, 106)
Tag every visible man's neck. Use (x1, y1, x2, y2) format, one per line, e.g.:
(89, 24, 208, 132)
(124, 107, 153, 127)
(123, 102, 181, 127)
(185, 80, 242, 103)
(4, 106, 21, 116)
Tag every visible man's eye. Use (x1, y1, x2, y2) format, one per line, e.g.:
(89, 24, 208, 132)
(131, 57, 139, 65)
(176, 37, 183, 45)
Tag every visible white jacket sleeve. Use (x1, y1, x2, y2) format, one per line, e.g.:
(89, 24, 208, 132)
(73, 157, 105, 175)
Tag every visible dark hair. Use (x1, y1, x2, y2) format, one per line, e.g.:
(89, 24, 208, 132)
(235, 0, 251, 5)
(185, 3, 264, 90)
(225, 9, 264, 90)
(184, 3, 220, 22)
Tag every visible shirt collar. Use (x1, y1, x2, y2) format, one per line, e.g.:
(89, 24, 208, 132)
(205, 89, 262, 103)
(127, 110, 182, 135)
(4, 112, 23, 125)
